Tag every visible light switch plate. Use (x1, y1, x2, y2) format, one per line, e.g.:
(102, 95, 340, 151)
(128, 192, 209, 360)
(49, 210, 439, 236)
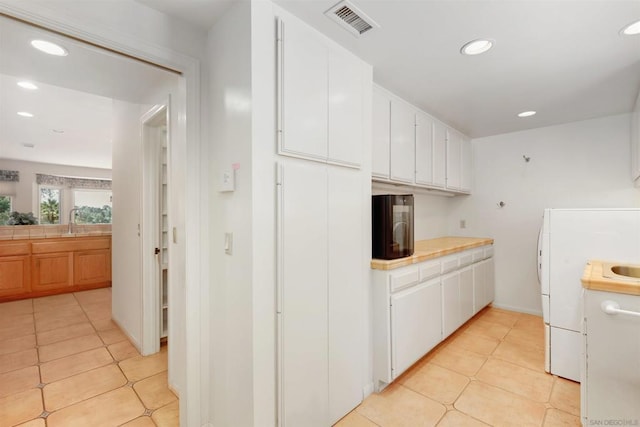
(219, 169, 235, 192)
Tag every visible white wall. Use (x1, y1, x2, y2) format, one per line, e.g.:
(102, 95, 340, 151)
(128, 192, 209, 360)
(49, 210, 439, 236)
(413, 193, 452, 240)
(0, 159, 110, 215)
(207, 2, 255, 426)
(448, 114, 640, 314)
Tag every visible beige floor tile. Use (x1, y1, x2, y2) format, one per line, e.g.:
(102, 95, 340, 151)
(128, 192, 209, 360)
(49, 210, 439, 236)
(455, 381, 546, 427)
(0, 388, 43, 426)
(0, 299, 33, 317)
(85, 308, 112, 323)
(464, 319, 511, 340)
(98, 327, 128, 345)
(36, 322, 96, 346)
(35, 311, 89, 333)
(0, 348, 38, 374)
(121, 416, 157, 427)
(475, 358, 554, 402)
(437, 410, 490, 427)
(543, 408, 581, 426)
(91, 318, 119, 331)
(492, 340, 545, 371)
(513, 313, 544, 331)
(40, 347, 114, 383)
(0, 314, 35, 341)
(430, 347, 488, 377)
(33, 293, 78, 312)
(34, 304, 85, 322)
(445, 332, 500, 356)
(108, 340, 141, 361)
(44, 364, 127, 411)
(356, 384, 446, 427)
(0, 334, 36, 356)
(0, 365, 40, 398)
(476, 308, 519, 328)
(549, 377, 580, 416)
(334, 410, 377, 426)
(152, 400, 179, 427)
(74, 288, 111, 306)
(133, 372, 177, 410)
(38, 333, 104, 362)
(400, 363, 469, 404)
(120, 349, 168, 382)
(503, 327, 545, 349)
(15, 418, 46, 427)
(46, 386, 145, 427)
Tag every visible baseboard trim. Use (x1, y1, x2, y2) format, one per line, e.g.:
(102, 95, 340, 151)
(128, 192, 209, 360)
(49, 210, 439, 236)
(491, 302, 542, 317)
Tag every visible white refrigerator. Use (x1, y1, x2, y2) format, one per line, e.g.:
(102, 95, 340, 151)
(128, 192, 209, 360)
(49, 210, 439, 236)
(538, 208, 640, 382)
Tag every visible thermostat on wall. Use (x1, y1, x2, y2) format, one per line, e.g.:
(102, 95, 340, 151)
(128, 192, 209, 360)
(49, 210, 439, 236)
(219, 169, 235, 192)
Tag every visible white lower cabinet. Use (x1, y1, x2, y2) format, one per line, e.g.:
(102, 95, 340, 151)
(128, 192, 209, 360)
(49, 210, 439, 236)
(391, 278, 442, 379)
(373, 244, 494, 390)
(277, 161, 363, 426)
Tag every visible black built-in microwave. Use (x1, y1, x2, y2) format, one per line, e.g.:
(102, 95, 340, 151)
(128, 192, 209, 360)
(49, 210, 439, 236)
(372, 194, 414, 260)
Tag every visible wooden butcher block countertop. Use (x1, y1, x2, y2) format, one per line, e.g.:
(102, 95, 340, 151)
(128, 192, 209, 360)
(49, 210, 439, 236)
(582, 260, 640, 296)
(371, 236, 494, 271)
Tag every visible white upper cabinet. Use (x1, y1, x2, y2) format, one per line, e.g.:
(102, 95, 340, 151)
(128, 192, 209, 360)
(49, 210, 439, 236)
(415, 111, 434, 186)
(432, 120, 447, 188)
(328, 50, 363, 167)
(372, 87, 391, 178)
(278, 17, 328, 161)
(446, 129, 462, 191)
(277, 16, 365, 167)
(632, 92, 640, 184)
(390, 98, 416, 183)
(460, 135, 472, 193)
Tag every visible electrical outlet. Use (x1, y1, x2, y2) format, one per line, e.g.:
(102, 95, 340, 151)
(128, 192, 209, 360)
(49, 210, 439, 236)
(460, 219, 466, 229)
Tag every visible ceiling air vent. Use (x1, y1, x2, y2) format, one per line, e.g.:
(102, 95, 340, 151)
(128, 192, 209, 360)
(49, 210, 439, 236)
(325, 1, 379, 37)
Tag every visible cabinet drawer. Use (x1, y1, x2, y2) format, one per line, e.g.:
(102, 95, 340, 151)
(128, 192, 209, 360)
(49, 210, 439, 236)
(419, 260, 441, 282)
(390, 268, 420, 293)
(0, 242, 30, 257)
(459, 251, 473, 267)
(472, 249, 484, 263)
(441, 255, 459, 274)
(483, 246, 494, 259)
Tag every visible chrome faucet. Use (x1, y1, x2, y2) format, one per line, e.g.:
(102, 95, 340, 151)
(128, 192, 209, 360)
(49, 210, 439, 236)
(68, 208, 79, 234)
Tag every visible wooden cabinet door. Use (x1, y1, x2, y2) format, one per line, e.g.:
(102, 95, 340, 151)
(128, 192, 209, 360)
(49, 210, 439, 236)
(74, 249, 111, 286)
(415, 111, 434, 186)
(389, 98, 415, 183)
(372, 87, 391, 178)
(32, 253, 72, 291)
(0, 255, 31, 297)
(278, 16, 328, 162)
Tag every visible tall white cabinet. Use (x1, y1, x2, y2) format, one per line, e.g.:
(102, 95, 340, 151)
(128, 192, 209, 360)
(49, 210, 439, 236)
(276, 9, 370, 426)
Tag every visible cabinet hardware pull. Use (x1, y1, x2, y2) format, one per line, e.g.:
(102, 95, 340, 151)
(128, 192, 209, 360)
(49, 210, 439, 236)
(601, 300, 640, 318)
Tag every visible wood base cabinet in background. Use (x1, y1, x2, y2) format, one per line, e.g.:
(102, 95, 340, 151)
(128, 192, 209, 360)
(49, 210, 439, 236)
(32, 253, 72, 292)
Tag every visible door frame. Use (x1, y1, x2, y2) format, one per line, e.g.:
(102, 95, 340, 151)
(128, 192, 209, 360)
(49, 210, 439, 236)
(0, 4, 207, 426)
(140, 103, 168, 356)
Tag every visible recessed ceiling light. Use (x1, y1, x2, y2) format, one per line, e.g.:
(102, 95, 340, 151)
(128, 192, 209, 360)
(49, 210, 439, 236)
(17, 111, 34, 118)
(30, 39, 68, 56)
(17, 81, 38, 90)
(621, 19, 640, 36)
(460, 39, 494, 55)
(518, 111, 537, 118)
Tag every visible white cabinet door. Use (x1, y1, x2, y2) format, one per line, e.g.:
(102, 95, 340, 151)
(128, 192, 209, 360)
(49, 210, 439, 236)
(415, 111, 434, 186)
(279, 18, 328, 161)
(441, 271, 460, 338)
(459, 266, 474, 323)
(372, 87, 390, 178)
(485, 257, 495, 304)
(432, 120, 447, 188)
(279, 161, 329, 426)
(328, 167, 363, 424)
(460, 136, 472, 193)
(472, 260, 486, 314)
(328, 50, 363, 167)
(389, 98, 415, 183)
(446, 128, 462, 190)
(390, 278, 442, 379)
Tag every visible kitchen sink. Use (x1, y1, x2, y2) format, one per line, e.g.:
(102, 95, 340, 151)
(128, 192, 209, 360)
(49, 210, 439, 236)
(611, 265, 640, 279)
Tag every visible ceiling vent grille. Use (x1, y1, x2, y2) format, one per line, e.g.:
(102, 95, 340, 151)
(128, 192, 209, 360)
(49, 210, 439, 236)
(325, 1, 379, 37)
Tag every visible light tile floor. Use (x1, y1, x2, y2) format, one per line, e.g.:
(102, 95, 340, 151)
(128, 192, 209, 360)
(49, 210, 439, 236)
(0, 288, 178, 427)
(336, 306, 581, 427)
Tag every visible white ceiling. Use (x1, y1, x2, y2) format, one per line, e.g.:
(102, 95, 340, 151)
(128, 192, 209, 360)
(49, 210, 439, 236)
(139, 0, 640, 138)
(0, 15, 178, 169)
